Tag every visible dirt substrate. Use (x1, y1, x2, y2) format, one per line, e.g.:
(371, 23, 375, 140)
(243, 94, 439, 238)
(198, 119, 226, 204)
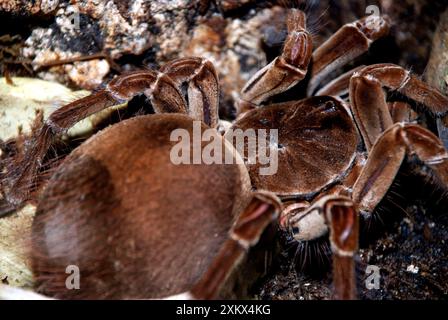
(257, 202, 448, 300)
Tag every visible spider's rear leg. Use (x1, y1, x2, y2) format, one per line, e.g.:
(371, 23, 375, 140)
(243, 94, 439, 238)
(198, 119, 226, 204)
(350, 64, 448, 151)
(315, 65, 365, 98)
(307, 14, 390, 96)
(3, 71, 188, 206)
(160, 57, 220, 128)
(352, 123, 448, 216)
(238, 9, 313, 112)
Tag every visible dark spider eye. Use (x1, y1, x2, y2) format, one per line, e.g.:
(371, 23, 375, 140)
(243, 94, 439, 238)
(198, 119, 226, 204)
(292, 226, 300, 234)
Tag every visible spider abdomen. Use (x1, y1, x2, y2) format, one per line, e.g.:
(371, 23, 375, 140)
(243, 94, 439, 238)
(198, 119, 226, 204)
(31, 114, 251, 299)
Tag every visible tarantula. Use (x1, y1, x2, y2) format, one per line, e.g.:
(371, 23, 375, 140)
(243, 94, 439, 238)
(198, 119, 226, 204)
(1, 7, 448, 300)
(227, 7, 448, 297)
(0, 59, 352, 300)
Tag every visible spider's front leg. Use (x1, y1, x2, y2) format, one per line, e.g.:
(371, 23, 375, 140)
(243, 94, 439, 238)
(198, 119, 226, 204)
(350, 63, 448, 150)
(352, 123, 448, 215)
(308, 14, 390, 95)
(285, 195, 359, 300)
(348, 63, 448, 213)
(285, 124, 448, 298)
(238, 9, 313, 112)
(323, 197, 359, 300)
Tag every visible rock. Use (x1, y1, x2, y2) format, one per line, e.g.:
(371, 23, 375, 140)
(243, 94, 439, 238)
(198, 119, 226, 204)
(0, 204, 35, 288)
(65, 59, 110, 90)
(0, 0, 56, 15)
(0, 77, 89, 141)
(23, 0, 156, 88)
